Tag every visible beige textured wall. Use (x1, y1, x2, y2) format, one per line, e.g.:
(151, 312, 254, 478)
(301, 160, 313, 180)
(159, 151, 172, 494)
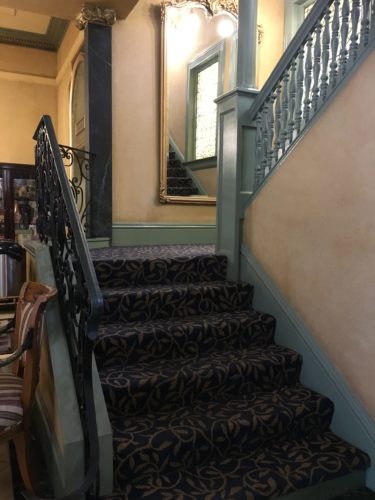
(56, 23, 84, 144)
(244, 51, 375, 417)
(257, 0, 285, 88)
(112, 0, 216, 223)
(0, 43, 57, 163)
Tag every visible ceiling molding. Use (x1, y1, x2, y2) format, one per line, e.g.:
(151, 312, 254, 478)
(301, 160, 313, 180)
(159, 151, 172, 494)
(0, 17, 69, 51)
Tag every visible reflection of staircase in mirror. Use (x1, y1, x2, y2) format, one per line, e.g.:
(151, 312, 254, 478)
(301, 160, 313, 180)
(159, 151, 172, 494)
(167, 148, 199, 196)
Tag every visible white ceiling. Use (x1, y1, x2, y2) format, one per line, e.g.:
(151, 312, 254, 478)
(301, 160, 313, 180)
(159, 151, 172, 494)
(0, 0, 139, 21)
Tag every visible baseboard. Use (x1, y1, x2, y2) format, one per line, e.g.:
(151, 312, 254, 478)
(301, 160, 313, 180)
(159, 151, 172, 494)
(87, 237, 110, 249)
(240, 245, 375, 490)
(112, 222, 216, 246)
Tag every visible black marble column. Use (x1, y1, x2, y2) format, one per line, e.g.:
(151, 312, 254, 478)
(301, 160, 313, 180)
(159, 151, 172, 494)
(85, 23, 112, 239)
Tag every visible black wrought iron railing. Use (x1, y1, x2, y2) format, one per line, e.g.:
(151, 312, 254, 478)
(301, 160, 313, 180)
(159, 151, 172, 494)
(59, 144, 95, 237)
(33, 115, 103, 499)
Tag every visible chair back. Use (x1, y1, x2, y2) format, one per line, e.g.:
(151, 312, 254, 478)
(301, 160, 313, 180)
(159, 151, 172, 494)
(12, 282, 57, 426)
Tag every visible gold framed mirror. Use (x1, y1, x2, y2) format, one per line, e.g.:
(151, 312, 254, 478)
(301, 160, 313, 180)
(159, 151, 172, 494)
(160, 0, 238, 204)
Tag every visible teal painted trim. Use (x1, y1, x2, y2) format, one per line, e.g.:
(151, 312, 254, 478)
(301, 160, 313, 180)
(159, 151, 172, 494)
(112, 223, 216, 246)
(0, 18, 69, 51)
(184, 156, 217, 171)
(240, 245, 375, 490)
(186, 39, 225, 161)
(169, 135, 185, 163)
(24, 241, 113, 495)
(87, 237, 110, 249)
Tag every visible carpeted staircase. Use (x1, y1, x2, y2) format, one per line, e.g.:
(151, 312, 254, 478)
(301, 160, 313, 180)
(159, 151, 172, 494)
(167, 151, 199, 196)
(91, 244, 370, 499)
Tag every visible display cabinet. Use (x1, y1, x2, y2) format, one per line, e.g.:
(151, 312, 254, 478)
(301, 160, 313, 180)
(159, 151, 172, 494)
(0, 163, 36, 241)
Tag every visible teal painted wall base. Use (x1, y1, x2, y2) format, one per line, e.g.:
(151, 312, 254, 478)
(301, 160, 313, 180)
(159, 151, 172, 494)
(87, 237, 110, 249)
(24, 241, 113, 496)
(240, 245, 375, 490)
(112, 223, 216, 246)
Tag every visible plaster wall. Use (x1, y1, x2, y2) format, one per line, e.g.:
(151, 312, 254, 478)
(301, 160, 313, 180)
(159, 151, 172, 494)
(111, 0, 285, 224)
(244, 51, 375, 417)
(112, 0, 216, 223)
(0, 78, 56, 164)
(0, 43, 56, 77)
(257, 0, 285, 88)
(56, 22, 84, 145)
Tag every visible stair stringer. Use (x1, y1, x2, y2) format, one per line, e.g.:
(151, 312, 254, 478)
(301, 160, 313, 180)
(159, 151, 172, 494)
(240, 244, 375, 490)
(24, 240, 113, 496)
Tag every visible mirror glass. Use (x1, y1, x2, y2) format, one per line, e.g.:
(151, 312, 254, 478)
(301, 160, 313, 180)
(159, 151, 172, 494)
(160, 0, 238, 204)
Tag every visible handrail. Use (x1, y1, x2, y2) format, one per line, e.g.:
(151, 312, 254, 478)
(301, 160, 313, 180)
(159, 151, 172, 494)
(248, 0, 375, 191)
(32, 115, 103, 499)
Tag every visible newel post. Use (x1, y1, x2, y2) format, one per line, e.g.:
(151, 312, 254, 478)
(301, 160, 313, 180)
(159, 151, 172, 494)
(216, 0, 259, 280)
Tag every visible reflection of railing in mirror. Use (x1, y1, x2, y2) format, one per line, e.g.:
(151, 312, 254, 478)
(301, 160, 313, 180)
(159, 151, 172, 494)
(59, 144, 96, 236)
(160, 0, 238, 204)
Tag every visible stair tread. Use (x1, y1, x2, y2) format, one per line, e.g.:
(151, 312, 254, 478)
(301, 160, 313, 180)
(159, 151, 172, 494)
(110, 384, 334, 469)
(100, 345, 302, 415)
(101, 281, 254, 323)
(101, 280, 241, 295)
(103, 431, 370, 499)
(100, 344, 300, 378)
(95, 309, 276, 367)
(92, 248, 227, 287)
(91, 244, 217, 261)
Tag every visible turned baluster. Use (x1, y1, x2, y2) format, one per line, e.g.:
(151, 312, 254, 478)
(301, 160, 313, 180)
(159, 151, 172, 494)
(360, 0, 371, 47)
(280, 71, 290, 153)
(295, 47, 304, 135)
(340, 0, 350, 75)
(320, 7, 331, 101)
(287, 59, 297, 144)
(266, 94, 276, 172)
(311, 22, 322, 112)
(273, 82, 282, 161)
(302, 34, 313, 125)
(329, 0, 340, 88)
(261, 103, 269, 176)
(349, 0, 361, 61)
(255, 112, 263, 186)
(371, 0, 375, 38)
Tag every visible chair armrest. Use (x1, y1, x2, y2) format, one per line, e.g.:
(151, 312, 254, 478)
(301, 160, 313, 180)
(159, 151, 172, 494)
(0, 315, 15, 335)
(0, 328, 33, 368)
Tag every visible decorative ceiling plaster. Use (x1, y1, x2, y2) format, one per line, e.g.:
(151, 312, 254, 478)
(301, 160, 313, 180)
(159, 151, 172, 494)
(0, 17, 69, 51)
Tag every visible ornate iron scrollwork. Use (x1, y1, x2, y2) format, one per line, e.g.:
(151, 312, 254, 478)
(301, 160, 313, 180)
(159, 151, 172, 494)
(34, 116, 102, 498)
(59, 144, 95, 236)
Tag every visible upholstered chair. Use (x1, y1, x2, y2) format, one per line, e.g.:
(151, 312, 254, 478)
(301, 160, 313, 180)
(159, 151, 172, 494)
(0, 281, 57, 491)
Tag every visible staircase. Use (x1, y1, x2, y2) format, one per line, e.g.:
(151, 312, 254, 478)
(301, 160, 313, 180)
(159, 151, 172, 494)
(167, 151, 199, 196)
(90, 244, 370, 499)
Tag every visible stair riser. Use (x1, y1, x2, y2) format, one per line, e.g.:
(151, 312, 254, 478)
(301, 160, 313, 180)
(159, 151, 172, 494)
(94, 255, 227, 288)
(95, 312, 276, 369)
(101, 283, 254, 324)
(101, 351, 302, 416)
(111, 396, 334, 481)
(167, 177, 194, 187)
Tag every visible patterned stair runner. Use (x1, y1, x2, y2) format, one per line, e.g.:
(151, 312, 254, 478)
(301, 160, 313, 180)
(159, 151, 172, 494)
(166, 152, 199, 196)
(91, 244, 370, 499)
